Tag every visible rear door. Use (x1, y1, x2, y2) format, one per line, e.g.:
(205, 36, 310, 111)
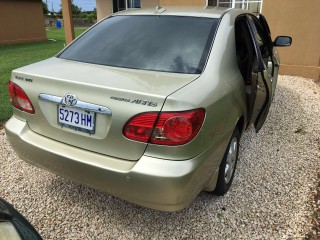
(245, 15, 273, 132)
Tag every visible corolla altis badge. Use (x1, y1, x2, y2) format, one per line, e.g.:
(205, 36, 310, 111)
(62, 94, 78, 106)
(15, 75, 33, 82)
(110, 96, 158, 107)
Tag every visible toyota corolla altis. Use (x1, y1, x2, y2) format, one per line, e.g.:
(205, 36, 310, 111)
(5, 7, 291, 211)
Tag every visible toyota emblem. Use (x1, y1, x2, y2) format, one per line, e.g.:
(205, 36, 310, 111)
(63, 94, 78, 106)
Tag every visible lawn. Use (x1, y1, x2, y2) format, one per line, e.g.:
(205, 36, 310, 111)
(0, 28, 88, 126)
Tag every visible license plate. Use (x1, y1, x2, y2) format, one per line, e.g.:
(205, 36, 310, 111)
(58, 105, 95, 134)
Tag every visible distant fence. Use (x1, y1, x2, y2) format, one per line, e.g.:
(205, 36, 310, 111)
(45, 17, 95, 28)
(73, 18, 95, 27)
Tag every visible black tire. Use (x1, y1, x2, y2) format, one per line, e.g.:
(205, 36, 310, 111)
(213, 127, 240, 196)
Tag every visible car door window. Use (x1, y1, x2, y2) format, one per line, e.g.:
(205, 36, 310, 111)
(258, 14, 281, 99)
(235, 15, 261, 122)
(258, 14, 271, 38)
(249, 15, 274, 76)
(235, 16, 256, 86)
(235, 14, 273, 132)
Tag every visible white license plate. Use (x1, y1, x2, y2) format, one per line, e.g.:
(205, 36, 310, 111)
(58, 105, 95, 133)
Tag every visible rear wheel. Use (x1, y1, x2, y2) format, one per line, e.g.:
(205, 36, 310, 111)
(214, 127, 240, 195)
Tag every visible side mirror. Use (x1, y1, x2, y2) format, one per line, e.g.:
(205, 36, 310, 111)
(274, 36, 292, 47)
(0, 198, 42, 240)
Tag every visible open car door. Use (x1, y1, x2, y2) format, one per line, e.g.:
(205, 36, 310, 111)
(258, 14, 280, 94)
(245, 15, 273, 132)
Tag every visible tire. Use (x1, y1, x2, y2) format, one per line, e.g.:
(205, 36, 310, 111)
(213, 127, 240, 196)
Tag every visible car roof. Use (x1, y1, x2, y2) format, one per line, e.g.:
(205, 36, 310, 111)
(113, 6, 248, 19)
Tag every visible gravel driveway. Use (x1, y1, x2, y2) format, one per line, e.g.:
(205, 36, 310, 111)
(0, 75, 319, 239)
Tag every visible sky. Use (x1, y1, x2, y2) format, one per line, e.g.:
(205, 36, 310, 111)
(44, 0, 96, 12)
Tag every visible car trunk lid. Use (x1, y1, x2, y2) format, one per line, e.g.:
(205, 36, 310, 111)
(11, 58, 199, 160)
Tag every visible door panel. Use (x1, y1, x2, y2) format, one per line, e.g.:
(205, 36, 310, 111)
(245, 15, 273, 132)
(252, 69, 272, 131)
(270, 47, 280, 98)
(258, 14, 280, 98)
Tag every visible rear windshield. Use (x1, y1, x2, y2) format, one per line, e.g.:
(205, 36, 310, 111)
(59, 15, 219, 74)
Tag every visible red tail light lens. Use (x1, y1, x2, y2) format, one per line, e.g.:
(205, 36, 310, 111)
(123, 109, 205, 146)
(8, 81, 35, 114)
(123, 112, 158, 142)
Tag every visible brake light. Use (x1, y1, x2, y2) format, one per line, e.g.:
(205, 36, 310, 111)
(8, 81, 35, 114)
(122, 112, 158, 142)
(123, 109, 205, 146)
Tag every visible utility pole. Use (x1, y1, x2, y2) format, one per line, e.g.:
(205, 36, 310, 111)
(61, 0, 75, 44)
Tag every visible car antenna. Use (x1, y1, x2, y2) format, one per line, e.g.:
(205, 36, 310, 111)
(155, 6, 166, 14)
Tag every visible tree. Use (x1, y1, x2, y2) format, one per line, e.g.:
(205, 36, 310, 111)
(42, 1, 49, 14)
(86, 14, 94, 24)
(71, 1, 82, 15)
(85, 8, 97, 23)
(92, 8, 97, 19)
(58, 0, 82, 16)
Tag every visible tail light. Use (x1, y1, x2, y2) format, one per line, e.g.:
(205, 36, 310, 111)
(123, 109, 205, 146)
(8, 81, 35, 114)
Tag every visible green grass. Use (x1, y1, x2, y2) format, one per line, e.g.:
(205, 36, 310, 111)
(0, 28, 88, 126)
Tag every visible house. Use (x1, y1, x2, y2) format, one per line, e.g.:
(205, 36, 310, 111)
(263, 0, 319, 80)
(0, 0, 46, 44)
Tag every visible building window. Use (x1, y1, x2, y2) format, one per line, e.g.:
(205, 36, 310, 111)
(213, 0, 263, 14)
(127, 0, 141, 8)
(207, 0, 216, 6)
(217, 0, 232, 8)
(113, 0, 141, 13)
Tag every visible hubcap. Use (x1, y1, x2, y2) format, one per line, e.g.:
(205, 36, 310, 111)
(224, 137, 238, 184)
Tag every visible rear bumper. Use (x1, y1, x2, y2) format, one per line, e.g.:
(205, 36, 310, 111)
(5, 117, 231, 211)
